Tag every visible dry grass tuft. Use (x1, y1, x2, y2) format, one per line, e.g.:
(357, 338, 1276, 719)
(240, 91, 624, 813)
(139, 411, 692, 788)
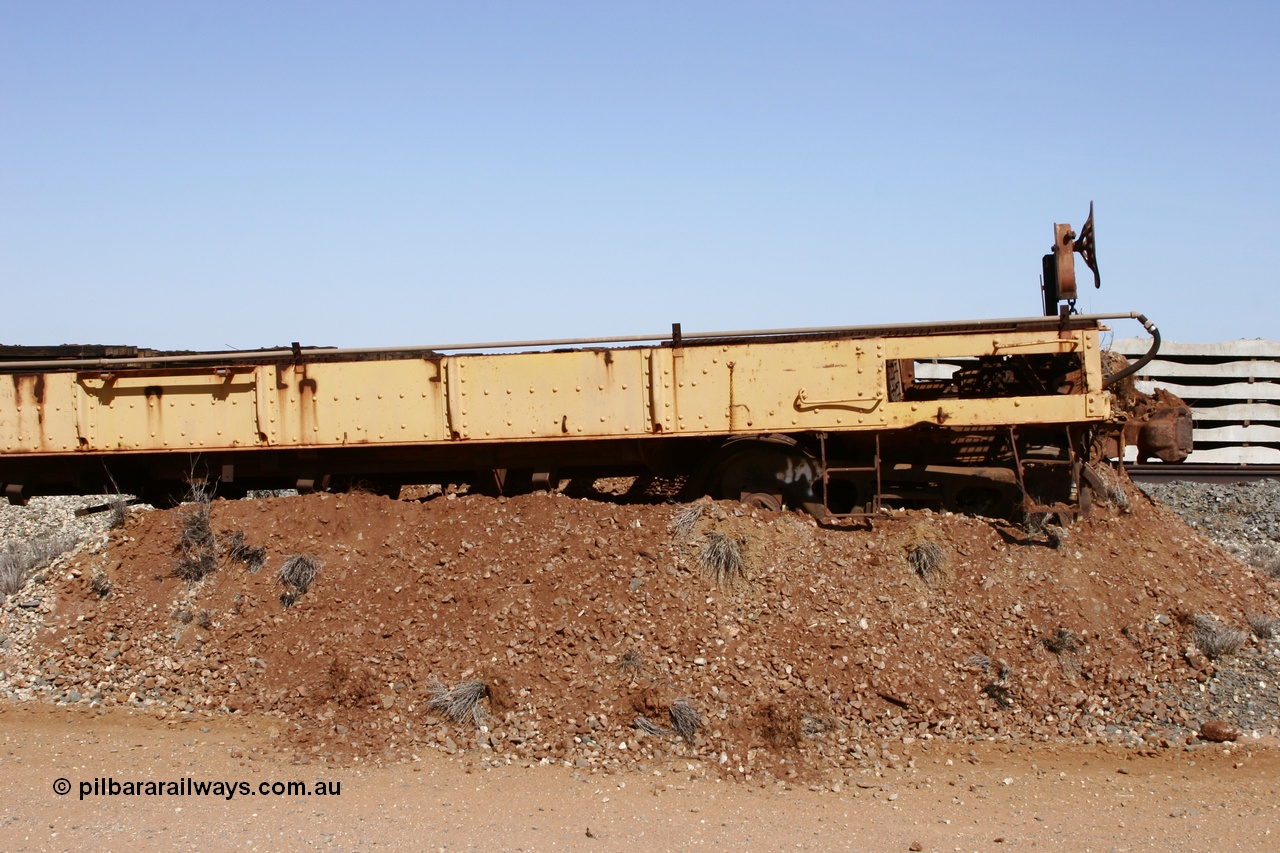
(1092, 464, 1130, 510)
(278, 554, 320, 607)
(801, 714, 832, 736)
(106, 493, 130, 529)
(967, 652, 1011, 681)
(698, 531, 745, 589)
(173, 482, 218, 582)
(669, 699, 701, 743)
(1021, 508, 1049, 537)
(1247, 613, 1280, 640)
(1019, 509, 1066, 547)
(668, 502, 704, 541)
(225, 531, 267, 573)
(426, 679, 490, 726)
(1245, 544, 1280, 578)
(1191, 615, 1248, 660)
(102, 470, 130, 529)
(618, 649, 644, 677)
(1043, 628, 1083, 656)
(907, 539, 945, 582)
(632, 715, 669, 737)
(1, 533, 77, 597)
(982, 682, 1016, 708)
(1042, 629, 1084, 680)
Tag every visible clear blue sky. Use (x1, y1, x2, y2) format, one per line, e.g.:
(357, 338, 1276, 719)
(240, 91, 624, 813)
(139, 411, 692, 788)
(2, 1, 1276, 350)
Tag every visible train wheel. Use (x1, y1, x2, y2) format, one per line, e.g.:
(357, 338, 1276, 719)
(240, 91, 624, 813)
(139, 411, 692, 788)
(738, 490, 784, 512)
(705, 439, 820, 511)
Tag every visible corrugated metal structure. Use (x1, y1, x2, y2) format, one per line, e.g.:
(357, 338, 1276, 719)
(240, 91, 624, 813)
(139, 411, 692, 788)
(1111, 338, 1280, 464)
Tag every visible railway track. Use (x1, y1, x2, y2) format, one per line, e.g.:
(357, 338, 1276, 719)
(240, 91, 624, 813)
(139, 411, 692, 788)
(1125, 463, 1280, 485)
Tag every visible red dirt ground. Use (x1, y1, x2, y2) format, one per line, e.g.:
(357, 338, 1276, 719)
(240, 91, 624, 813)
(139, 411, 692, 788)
(7, 478, 1276, 788)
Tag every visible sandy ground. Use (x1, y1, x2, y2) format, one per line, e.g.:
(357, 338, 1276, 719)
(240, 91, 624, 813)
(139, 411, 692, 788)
(3, 704, 1277, 853)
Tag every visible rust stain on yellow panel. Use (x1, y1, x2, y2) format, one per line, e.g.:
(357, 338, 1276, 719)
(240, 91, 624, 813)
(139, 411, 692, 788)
(258, 360, 447, 447)
(79, 371, 259, 451)
(1, 373, 86, 453)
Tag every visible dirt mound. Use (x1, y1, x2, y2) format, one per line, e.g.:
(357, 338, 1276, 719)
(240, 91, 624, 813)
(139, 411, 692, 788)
(4, 480, 1279, 780)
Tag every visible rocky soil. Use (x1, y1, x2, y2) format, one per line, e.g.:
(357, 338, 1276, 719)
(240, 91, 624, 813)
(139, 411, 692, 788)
(1142, 479, 1280, 565)
(0, 495, 123, 544)
(2, 475, 1279, 785)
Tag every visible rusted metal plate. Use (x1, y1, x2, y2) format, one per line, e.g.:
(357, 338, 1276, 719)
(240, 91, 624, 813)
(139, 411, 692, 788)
(1053, 222, 1078, 302)
(261, 359, 447, 447)
(1124, 404, 1194, 463)
(0, 372, 80, 453)
(75, 370, 258, 452)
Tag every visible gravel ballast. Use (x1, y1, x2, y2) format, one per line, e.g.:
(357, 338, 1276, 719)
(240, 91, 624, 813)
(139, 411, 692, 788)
(1140, 479, 1280, 559)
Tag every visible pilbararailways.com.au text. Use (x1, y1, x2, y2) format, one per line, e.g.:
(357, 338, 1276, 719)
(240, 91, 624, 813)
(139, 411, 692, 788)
(63, 777, 342, 801)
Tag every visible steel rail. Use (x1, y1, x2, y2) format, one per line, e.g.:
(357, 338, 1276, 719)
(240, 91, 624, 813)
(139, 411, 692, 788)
(0, 312, 1148, 372)
(1126, 463, 1280, 484)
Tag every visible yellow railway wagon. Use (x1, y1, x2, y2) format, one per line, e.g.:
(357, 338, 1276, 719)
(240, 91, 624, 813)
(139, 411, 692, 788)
(0, 312, 1149, 519)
